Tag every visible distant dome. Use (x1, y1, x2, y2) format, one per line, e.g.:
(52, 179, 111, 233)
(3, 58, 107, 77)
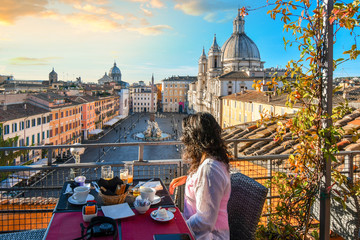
(49, 68, 58, 84)
(109, 62, 122, 82)
(221, 11, 261, 63)
(98, 72, 113, 85)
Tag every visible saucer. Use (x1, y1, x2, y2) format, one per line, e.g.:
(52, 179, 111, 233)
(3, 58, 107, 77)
(150, 210, 174, 222)
(68, 194, 94, 205)
(136, 195, 161, 205)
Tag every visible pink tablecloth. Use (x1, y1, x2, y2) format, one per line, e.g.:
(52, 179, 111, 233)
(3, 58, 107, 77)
(121, 207, 194, 240)
(45, 207, 194, 240)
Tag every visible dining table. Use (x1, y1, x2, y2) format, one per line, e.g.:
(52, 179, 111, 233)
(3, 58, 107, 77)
(43, 178, 195, 240)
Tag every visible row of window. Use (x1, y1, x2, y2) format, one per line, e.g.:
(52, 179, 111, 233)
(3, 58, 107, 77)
(54, 131, 80, 145)
(50, 121, 81, 137)
(133, 102, 153, 106)
(133, 97, 156, 101)
(53, 108, 80, 120)
(3, 116, 51, 135)
(163, 90, 183, 95)
(18, 130, 50, 146)
(164, 98, 183, 103)
(165, 84, 187, 88)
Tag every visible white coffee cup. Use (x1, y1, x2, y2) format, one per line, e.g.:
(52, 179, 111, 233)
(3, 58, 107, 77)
(74, 176, 86, 186)
(140, 187, 156, 202)
(72, 186, 90, 203)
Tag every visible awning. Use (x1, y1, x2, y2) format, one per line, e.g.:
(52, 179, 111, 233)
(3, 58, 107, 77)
(114, 115, 126, 120)
(103, 118, 120, 126)
(1, 178, 22, 188)
(10, 158, 55, 179)
(89, 129, 103, 135)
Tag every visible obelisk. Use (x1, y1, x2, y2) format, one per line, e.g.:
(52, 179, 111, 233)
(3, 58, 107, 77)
(150, 74, 155, 122)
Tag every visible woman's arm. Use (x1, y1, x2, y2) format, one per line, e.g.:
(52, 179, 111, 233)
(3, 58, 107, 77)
(169, 175, 187, 195)
(186, 160, 227, 238)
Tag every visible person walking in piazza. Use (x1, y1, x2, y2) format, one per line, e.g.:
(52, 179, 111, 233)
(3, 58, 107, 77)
(169, 112, 231, 240)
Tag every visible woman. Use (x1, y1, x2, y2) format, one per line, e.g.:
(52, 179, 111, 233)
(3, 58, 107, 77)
(169, 113, 231, 240)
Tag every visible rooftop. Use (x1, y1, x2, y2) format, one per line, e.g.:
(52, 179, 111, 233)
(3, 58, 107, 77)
(0, 103, 50, 122)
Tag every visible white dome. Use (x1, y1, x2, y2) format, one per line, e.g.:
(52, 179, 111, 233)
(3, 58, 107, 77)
(221, 12, 261, 63)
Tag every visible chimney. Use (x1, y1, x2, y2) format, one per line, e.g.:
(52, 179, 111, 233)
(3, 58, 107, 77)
(2, 101, 7, 111)
(24, 103, 27, 110)
(268, 94, 271, 102)
(273, 85, 278, 96)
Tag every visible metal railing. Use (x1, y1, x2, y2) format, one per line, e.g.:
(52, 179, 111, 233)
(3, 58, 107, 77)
(0, 139, 359, 234)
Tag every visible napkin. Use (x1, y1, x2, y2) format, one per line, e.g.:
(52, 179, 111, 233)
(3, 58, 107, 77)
(63, 184, 73, 194)
(139, 181, 163, 191)
(101, 203, 135, 219)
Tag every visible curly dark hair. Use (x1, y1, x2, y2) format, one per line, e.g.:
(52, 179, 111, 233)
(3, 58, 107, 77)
(180, 112, 230, 174)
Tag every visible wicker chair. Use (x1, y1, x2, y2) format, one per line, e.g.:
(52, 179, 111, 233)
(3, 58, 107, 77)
(228, 172, 268, 240)
(0, 229, 46, 240)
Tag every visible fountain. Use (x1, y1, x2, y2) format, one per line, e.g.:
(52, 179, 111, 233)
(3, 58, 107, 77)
(144, 120, 162, 138)
(133, 74, 171, 141)
(134, 120, 171, 141)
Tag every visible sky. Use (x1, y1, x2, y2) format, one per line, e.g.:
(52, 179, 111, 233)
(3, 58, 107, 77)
(0, 0, 359, 84)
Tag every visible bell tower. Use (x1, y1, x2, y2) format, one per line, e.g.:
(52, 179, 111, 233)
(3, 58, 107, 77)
(207, 34, 222, 79)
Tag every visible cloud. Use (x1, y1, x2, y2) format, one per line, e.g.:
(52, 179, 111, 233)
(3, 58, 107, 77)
(0, 0, 172, 36)
(203, 12, 235, 23)
(0, 0, 49, 25)
(140, 6, 153, 17)
(9, 57, 61, 66)
(174, 0, 237, 16)
(128, 0, 165, 8)
(63, 13, 124, 32)
(128, 24, 172, 35)
(59, 0, 109, 5)
(72, 3, 125, 20)
(173, 0, 253, 22)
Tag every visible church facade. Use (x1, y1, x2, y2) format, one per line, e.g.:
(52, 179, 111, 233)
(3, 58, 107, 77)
(188, 10, 287, 123)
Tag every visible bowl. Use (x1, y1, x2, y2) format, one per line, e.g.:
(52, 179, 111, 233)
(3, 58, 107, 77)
(134, 200, 151, 214)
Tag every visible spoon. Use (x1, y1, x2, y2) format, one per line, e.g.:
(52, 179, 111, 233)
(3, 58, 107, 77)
(151, 210, 157, 217)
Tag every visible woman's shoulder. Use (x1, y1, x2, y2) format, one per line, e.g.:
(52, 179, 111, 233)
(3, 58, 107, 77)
(200, 158, 229, 177)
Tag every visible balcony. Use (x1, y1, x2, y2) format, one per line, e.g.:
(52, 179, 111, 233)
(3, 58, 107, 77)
(0, 140, 358, 238)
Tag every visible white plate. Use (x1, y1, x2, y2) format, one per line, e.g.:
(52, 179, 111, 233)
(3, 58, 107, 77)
(150, 210, 174, 222)
(68, 194, 94, 205)
(136, 195, 161, 205)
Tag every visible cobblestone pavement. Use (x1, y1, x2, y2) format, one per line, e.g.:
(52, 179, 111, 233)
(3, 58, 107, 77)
(80, 112, 188, 164)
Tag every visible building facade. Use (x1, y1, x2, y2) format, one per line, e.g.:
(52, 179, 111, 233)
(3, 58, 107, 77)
(131, 85, 157, 113)
(70, 95, 97, 140)
(118, 88, 129, 117)
(0, 103, 51, 165)
(27, 93, 82, 157)
(188, 10, 287, 122)
(162, 76, 196, 113)
(221, 90, 298, 128)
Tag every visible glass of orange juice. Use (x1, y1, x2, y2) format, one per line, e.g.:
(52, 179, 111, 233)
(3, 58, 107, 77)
(124, 163, 133, 185)
(120, 169, 128, 184)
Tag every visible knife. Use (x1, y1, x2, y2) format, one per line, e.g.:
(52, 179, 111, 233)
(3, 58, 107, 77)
(92, 181, 100, 193)
(134, 178, 154, 188)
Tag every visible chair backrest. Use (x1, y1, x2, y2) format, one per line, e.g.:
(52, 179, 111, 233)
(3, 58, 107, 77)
(0, 228, 46, 240)
(227, 172, 268, 240)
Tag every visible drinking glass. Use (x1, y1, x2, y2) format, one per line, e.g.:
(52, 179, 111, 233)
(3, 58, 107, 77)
(124, 163, 133, 185)
(101, 165, 113, 180)
(120, 169, 128, 184)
